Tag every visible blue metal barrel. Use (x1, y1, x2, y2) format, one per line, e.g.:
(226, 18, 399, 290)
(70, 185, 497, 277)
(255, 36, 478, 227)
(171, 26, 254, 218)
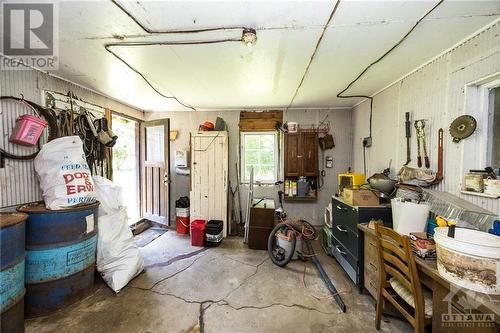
(1, 212, 27, 333)
(17, 202, 99, 318)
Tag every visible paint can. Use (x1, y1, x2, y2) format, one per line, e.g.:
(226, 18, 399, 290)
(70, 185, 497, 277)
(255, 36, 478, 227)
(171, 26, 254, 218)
(17, 202, 99, 317)
(0, 212, 27, 333)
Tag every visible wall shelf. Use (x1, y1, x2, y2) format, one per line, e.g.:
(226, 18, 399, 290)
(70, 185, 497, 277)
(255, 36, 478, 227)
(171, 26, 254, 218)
(460, 190, 500, 199)
(283, 196, 317, 202)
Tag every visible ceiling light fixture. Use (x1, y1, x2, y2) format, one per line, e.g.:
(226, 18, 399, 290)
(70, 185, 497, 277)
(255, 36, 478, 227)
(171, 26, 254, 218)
(242, 28, 257, 49)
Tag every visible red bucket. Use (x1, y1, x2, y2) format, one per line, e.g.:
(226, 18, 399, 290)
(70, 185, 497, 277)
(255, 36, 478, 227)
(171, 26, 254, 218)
(190, 219, 206, 247)
(176, 216, 190, 235)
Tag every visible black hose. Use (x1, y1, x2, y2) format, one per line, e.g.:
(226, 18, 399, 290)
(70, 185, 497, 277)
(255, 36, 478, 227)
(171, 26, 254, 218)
(305, 239, 347, 313)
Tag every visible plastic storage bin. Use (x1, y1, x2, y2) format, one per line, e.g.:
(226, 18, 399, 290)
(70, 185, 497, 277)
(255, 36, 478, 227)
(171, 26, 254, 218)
(190, 219, 206, 247)
(391, 198, 430, 235)
(10, 115, 48, 146)
(205, 220, 223, 247)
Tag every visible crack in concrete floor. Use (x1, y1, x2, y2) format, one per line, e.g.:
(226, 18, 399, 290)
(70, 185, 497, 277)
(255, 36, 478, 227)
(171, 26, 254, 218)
(130, 251, 271, 333)
(129, 247, 360, 332)
(25, 235, 412, 333)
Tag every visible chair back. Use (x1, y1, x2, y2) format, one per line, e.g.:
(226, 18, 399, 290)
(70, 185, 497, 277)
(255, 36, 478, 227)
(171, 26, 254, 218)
(374, 224, 424, 315)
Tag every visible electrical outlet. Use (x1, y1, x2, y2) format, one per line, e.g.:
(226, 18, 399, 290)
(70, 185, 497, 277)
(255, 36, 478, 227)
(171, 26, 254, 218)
(363, 137, 372, 147)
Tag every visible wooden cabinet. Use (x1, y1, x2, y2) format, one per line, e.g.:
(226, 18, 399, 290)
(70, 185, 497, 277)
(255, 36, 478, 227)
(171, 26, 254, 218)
(301, 132, 318, 176)
(284, 132, 318, 177)
(248, 199, 275, 250)
(284, 133, 300, 177)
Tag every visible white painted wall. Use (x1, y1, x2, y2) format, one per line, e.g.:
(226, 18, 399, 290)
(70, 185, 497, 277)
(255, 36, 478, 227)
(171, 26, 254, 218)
(146, 108, 353, 225)
(352, 22, 500, 216)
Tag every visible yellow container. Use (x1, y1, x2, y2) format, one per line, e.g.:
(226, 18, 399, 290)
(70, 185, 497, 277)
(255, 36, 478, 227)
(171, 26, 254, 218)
(338, 172, 366, 195)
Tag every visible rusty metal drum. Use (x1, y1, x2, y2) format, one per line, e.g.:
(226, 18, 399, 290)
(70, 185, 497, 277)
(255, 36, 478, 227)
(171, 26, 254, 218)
(0, 212, 27, 333)
(17, 202, 99, 317)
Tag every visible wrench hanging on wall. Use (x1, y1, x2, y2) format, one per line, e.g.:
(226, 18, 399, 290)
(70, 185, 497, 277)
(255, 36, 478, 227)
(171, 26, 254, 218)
(414, 120, 430, 169)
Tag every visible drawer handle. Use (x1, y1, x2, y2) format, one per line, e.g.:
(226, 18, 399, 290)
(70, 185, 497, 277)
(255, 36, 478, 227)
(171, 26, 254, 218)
(335, 245, 346, 256)
(336, 205, 347, 211)
(336, 225, 348, 233)
(369, 262, 378, 270)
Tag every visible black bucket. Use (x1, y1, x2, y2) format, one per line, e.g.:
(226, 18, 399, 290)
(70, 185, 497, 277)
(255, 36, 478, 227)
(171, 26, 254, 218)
(205, 220, 223, 247)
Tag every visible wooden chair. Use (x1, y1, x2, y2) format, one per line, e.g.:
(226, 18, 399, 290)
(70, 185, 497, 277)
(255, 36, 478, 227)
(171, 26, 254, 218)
(374, 223, 432, 333)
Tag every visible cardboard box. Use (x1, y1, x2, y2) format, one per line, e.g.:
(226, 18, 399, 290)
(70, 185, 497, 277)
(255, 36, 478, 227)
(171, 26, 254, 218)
(343, 188, 379, 206)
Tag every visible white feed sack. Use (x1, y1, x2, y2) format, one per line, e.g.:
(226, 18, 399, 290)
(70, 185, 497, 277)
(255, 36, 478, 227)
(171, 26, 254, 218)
(34, 136, 97, 209)
(93, 176, 144, 292)
(97, 207, 144, 293)
(92, 175, 124, 216)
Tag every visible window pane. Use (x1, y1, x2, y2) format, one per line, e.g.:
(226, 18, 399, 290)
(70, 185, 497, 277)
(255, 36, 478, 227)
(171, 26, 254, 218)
(259, 165, 275, 180)
(260, 151, 274, 165)
(260, 135, 275, 150)
(146, 126, 164, 162)
(245, 135, 260, 149)
(245, 149, 259, 164)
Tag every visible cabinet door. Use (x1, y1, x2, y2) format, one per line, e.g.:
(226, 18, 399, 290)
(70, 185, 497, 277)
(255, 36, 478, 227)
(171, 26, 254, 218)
(301, 132, 318, 176)
(284, 133, 300, 177)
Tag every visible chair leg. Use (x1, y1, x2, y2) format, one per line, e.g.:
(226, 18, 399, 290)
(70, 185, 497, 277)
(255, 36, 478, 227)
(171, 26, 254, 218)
(414, 317, 425, 333)
(375, 295, 383, 330)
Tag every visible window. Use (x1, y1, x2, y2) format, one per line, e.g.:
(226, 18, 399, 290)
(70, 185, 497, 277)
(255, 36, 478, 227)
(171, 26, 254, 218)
(241, 132, 278, 183)
(489, 87, 500, 168)
(463, 75, 500, 174)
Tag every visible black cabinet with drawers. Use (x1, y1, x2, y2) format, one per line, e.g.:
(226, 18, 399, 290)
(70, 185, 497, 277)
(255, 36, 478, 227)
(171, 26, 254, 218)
(330, 195, 392, 289)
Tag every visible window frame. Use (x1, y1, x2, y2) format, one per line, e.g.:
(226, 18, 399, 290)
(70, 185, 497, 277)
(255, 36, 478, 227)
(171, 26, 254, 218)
(240, 131, 279, 184)
(463, 73, 500, 174)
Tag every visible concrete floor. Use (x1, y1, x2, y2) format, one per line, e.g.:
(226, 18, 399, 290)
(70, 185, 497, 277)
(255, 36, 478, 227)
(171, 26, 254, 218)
(26, 232, 412, 333)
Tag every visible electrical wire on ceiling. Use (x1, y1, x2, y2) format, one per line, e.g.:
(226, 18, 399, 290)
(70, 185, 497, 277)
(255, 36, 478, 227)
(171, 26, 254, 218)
(336, 0, 445, 138)
(286, 0, 341, 109)
(110, 0, 247, 34)
(108, 0, 258, 111)
(104, 38, 243, 111)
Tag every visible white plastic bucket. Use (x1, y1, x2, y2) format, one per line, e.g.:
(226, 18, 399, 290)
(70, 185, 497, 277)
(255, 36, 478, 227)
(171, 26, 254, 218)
(434, 227, 500, 294)
(277, 234, 303, 260)
(175, 207, 190, 218)
(391, 199, 430, 235)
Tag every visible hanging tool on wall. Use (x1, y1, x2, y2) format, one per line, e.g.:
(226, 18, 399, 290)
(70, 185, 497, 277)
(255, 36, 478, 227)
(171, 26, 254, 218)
(404, 112, 411, 165)
(436, 128, 444, 181)
(449, 115, 477, 143)
(414, 120, 430, 169)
